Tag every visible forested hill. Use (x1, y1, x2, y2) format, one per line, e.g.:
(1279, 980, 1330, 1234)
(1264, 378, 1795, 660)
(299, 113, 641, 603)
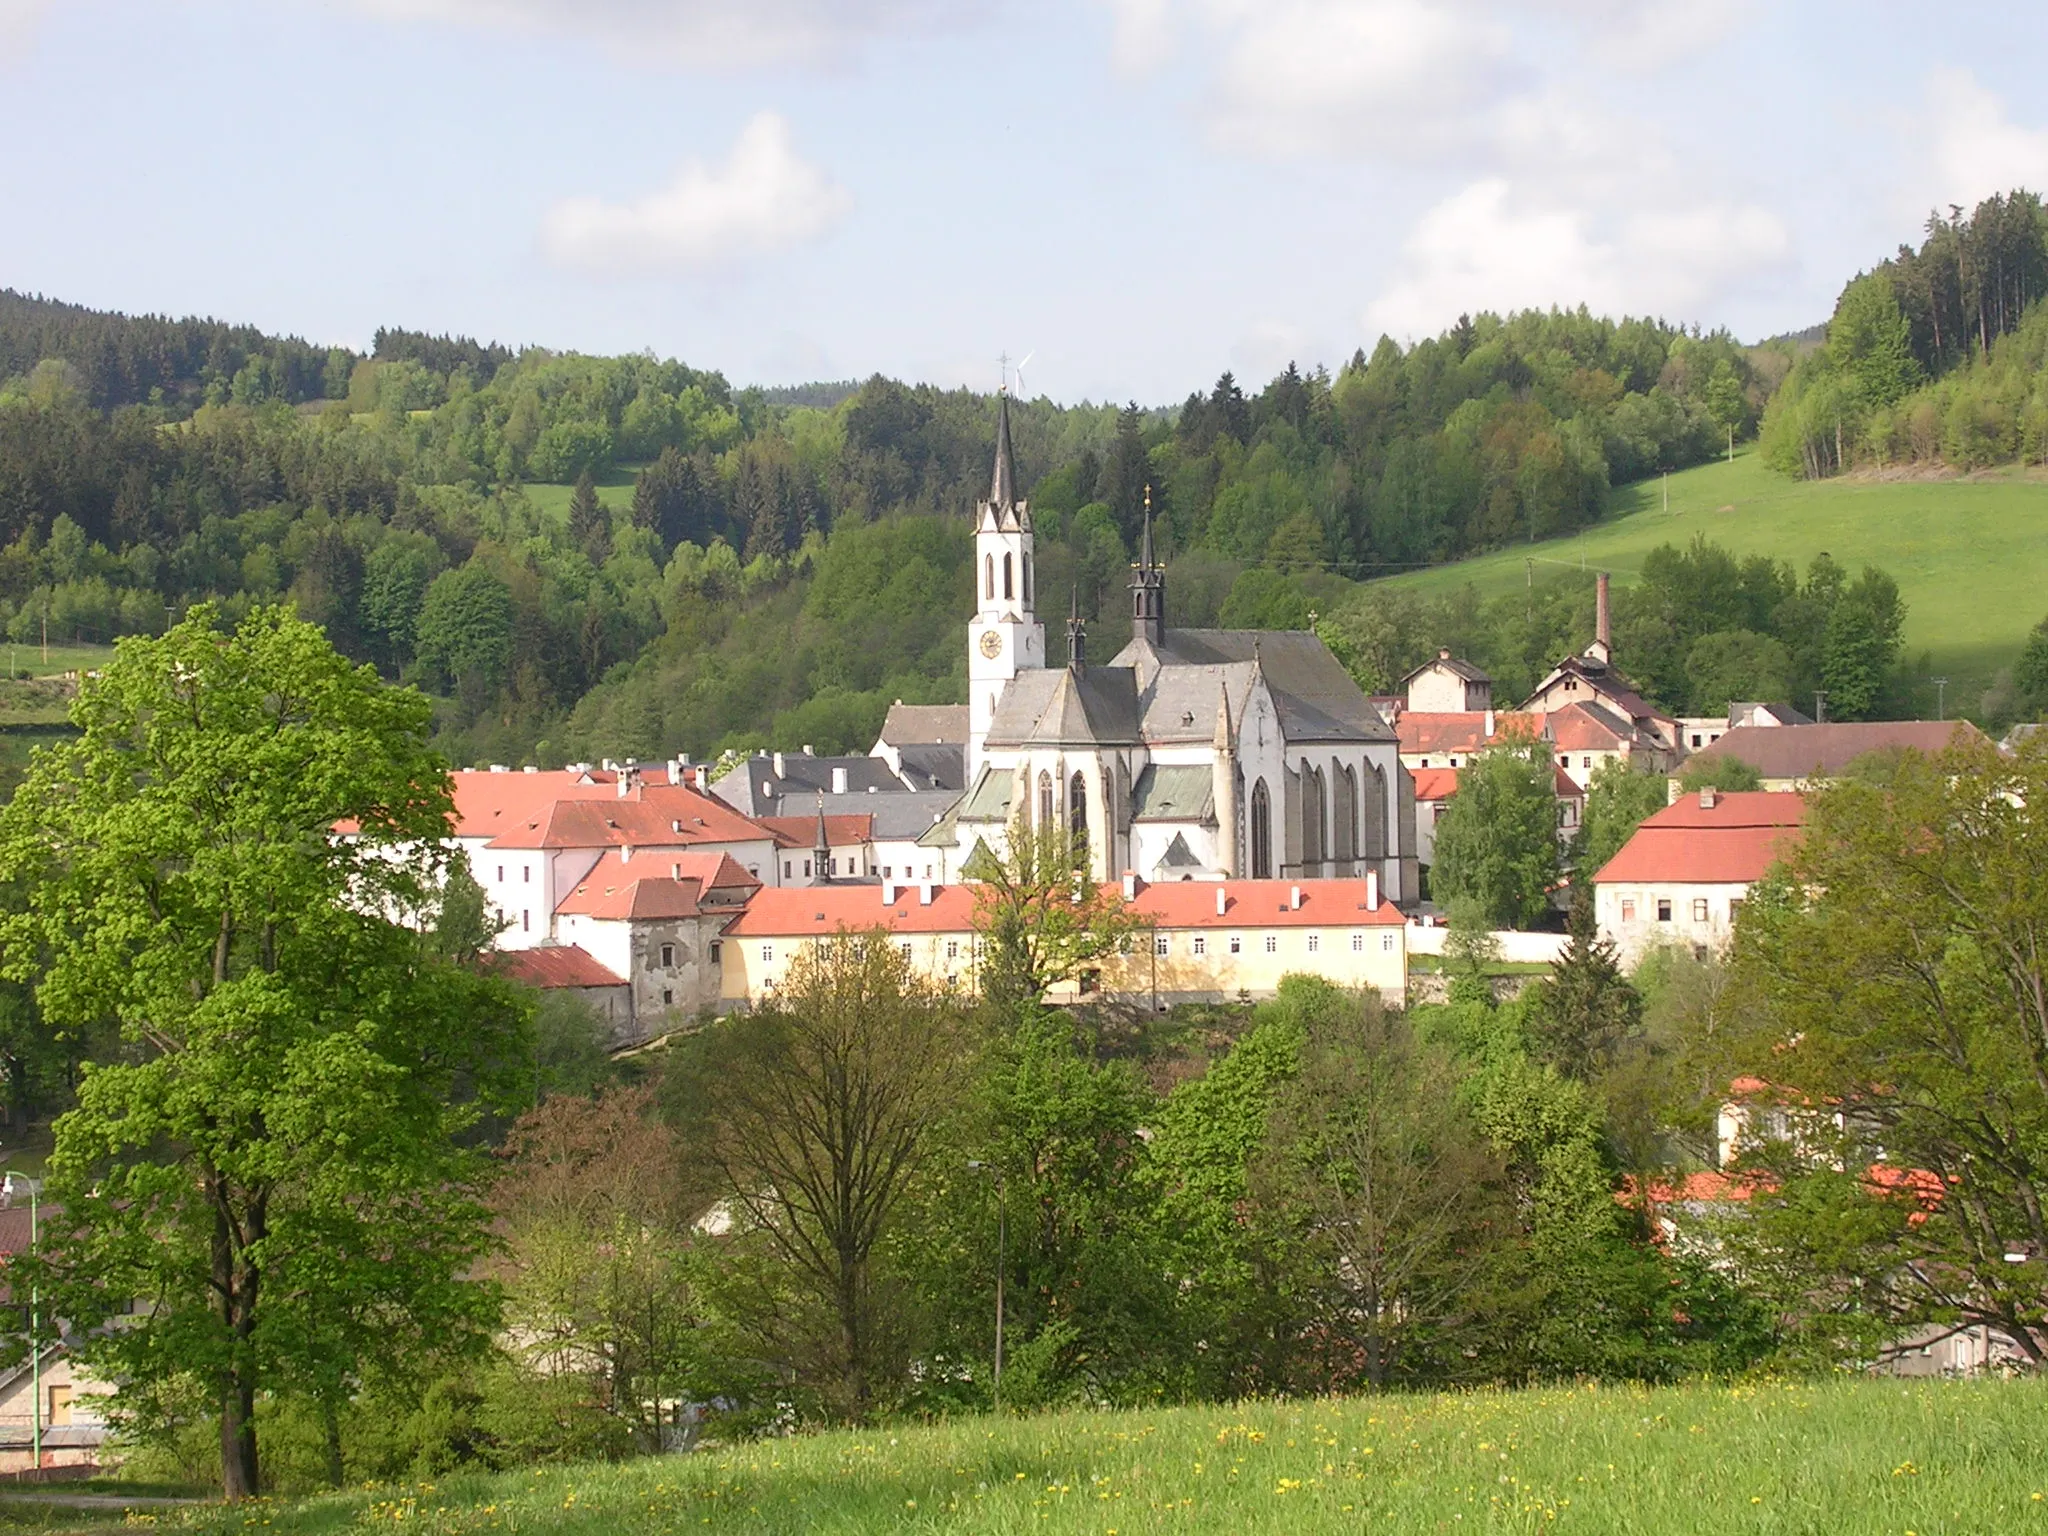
(1, 193, 2039, 768)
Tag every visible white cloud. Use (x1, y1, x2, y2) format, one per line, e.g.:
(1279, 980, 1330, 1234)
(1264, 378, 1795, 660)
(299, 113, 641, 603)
(539, 113, 852, 278)
(0, 0, 51, 63)
(349, 0, 971, 68)
(1203, 0, 1511, 158)
(1364, 176, 1789, 337)
(1908, 67, 2048, 217)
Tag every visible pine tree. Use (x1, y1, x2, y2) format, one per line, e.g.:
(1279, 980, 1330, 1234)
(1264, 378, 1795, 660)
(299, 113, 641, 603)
(566, 469, 610, 564)
(1525, 883, 1641, 1082)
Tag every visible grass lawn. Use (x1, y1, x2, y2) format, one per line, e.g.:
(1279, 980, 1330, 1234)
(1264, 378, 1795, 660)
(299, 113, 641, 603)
(95, 1376, 2048, 1535)
(521, 468, 641, 525)
(0, 642, 115, 681)
(1373, 451, 2048, 702)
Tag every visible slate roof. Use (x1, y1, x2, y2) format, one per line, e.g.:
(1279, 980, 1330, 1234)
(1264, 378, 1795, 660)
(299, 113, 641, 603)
(985, 666, 1142, 748)
(1131, 763, 1217, 823)
(759, 791, 959, 843)
(878, 702, 970, 747)
(1114, 629, 1394, 744)
(1152, 832, 1204, 873)
(710, 754, 906, 815)
(1685, 721, 1990, 781)
(955, 764, 1016, 823)
(894, 742, 966, 792)
(1399, 651, 1492, 686)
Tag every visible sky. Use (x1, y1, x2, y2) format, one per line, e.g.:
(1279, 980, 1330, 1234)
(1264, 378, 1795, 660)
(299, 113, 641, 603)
(3, 0, 2047, 404)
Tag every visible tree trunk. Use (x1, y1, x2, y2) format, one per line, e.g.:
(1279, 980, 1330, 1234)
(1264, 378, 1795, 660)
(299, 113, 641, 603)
(321, 1394, 345, 1489)
(219, 1375, 259, 1500)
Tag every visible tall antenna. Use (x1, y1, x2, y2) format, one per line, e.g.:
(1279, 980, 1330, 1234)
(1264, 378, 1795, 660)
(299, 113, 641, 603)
(997, 350, 1009, 395)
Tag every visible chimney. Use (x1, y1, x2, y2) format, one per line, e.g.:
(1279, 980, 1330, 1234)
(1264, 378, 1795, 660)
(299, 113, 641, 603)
(1216, 886, 1228, 917)
(802, 744, 815, 757)
(883, 879, 901, 905)
(1367, 868, 1381, 911)
(1290, 884, 1303, 910)
(1484, 708, 1496, 739)
(1700, 787, 1718, 810)
(1592, 571, 1613, 664)
(918, 882, 935, 906)
(832, 766, 849, 795)
(772, 751, 786, 778)
(620, 844, 633, 863)
(1122, 870, 1137, 901)
(1439, 647, 1451, 660)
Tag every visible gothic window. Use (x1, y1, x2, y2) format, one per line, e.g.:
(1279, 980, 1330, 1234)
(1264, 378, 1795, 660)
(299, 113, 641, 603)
(1038, 770, 1054, 829)
(1250, 779, 1272, 879)
(1304, 766, 1326, 868)
(1069, 771, 1090, 866)
(1337, 763, 1359, 863)
(985, 554, 994, 600)
(1022, 552, 1032, 605)
(1003, 552, 1014, 600)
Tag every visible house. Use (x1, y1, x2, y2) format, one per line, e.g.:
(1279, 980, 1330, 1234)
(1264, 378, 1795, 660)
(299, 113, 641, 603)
(755, 792, 962, 884)
(1680, 720, 1991, 793)
(1395, 710, 1543, 770)
(870, 702, 969, 793)
(1547, 699, 1666, 788)
(0, 1199, 114, 1475)
(1410, 764, 1581, 868)
(709, 748, 940, 816)
(945, 391, 1418, 896)
(1400, 650, 1493, 714)
(1593, 789, 1806, 965)
(1520, 572, 1680, 759)
(492, 945, 634, 1038)
(715, 874, 1408, 1009)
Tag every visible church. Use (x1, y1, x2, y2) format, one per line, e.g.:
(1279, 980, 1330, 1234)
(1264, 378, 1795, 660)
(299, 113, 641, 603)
(940, 395, 1419, 902)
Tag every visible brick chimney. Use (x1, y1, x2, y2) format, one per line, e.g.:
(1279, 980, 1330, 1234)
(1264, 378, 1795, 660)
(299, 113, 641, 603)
(1700, 786, 1718, 810)
(1590, 571, 1613, 665)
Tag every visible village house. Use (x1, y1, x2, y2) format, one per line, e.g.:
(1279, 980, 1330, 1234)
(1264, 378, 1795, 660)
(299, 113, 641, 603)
(1679, 720, 1991, 793)
(716, 874, 1407, 1010)
(1399, 649, 1493, 714)
(870, 702, 970, 792)
(1520, 573, 1681, 762)
(0, 1194, 114, 1475)
(1592, 789, 1806, 966)
(1410, 764, 1581, 869)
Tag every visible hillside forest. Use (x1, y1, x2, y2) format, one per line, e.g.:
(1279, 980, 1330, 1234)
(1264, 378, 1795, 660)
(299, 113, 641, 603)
(4, 189, 2048, 768)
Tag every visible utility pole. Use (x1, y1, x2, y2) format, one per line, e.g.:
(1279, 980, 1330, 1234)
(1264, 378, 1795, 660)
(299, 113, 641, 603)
(1814, 690, 1828, 724)
(1663, 469, 1670, 514)
(3, 1173, 41, 1469)
(966, 1161, 1007, 1408)
(1932, 677, 1948, 721)
(40, 615, 47, 667)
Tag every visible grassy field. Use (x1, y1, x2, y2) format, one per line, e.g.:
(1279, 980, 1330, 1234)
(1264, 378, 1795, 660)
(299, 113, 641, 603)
(50, 1376, 2048, 1535)
(521, 468, 641, 524)
(1374, 451, 2048, 701)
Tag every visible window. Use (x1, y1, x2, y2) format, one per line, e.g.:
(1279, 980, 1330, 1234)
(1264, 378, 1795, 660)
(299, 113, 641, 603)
(1449, 756, 1459, 767)
(1382, 933, 1396, 953)
(1621, 899, 1636, 923)
(709, 941, 722, 964)
(1003, 551, 1014, 599)
(662, 988, 673, 1006)
(1192, 935, 1206, 956)
(1691, 898, 1710, 923)
(521, 910, 529, 933)
(1351, 932, 1364, 953)
(1250, 780, 1272, 879)
(1154, 934, 1170, 956)
(1306, 933, 1319, 953)
(783, 860, 793, 878)
(1730, 898, 1747, 923)
(803, 859, 812, 878)
(882, 866, 892, 878)
(496, 865, 504, 882)
(899, 941, 914, 961)
(1264, 934, 1278, 954)
(1582, 756, 1592, 769)
(1229, 935, 1242, 954)
(522, 865, 530, 883)
(1691, 734, 1702, 748)
(761, 944, 774, 963)
(1656, 898, 1673, 922)
(660, 943, 675, 968)
(985, 554, 994, 600)
(46, 1385, 71, 1427)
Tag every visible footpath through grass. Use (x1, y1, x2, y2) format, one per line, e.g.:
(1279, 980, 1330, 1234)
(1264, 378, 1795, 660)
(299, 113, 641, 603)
(92, 1376, 2048, 1536)
(1375, 452, 2048, 700)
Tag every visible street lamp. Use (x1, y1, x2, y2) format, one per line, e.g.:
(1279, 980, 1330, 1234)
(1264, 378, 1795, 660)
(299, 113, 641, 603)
(1, 1171, 41, 1470)
(965, 1160, 1005, 1409)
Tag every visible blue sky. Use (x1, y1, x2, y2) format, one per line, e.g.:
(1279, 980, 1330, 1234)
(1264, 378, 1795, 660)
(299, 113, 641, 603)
(3, 0, 2046, 403)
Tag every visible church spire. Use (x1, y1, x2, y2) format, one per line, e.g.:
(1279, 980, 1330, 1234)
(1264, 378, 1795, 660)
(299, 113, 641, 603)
(990, 388, 1017, 514)
(1066, 585, 1086, 672)
(812, 795, 831, 885)
(1129, 487, 1166, 647)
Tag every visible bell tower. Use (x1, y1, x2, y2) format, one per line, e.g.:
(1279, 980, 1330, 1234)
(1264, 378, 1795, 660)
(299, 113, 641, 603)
(967, 389, 1043, 780)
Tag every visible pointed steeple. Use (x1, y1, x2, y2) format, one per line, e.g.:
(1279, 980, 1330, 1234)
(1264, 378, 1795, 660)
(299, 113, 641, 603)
(990, 388, 1017, 515)
(1066, 585, 1086, 672)
(1214, 678, 1233, 755)
(1139, 488, 1156, 569)
(812, 795, 831, 885)
(1130, 487, 1165, 647)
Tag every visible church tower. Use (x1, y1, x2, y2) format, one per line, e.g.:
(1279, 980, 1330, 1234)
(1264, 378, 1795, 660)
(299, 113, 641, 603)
(967, 389, 1044, 780)
(1129, 497, 1165, 648)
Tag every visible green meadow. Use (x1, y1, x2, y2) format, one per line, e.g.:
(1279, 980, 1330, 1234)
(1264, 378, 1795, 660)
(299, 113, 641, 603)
(521, 468, 641, 524)
(52, 1377, 2048, 1536)
(1374, 451, 2048, 702)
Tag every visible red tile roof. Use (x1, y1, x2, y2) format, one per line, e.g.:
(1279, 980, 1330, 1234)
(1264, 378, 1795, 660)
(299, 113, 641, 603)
(723, 883, 982, 937)
(486, 784, 771, 851)
(1594, 791, 1806, 886)
(757, 814, 876, 849)
(1545, 700, 1638, 752)
(1128, 877, 1405, 929)
(1397, 711, 1543, 758)
(492, 945, 627, 989)
(1412, 767, 1460, 802)
(555, 849, 760, 920)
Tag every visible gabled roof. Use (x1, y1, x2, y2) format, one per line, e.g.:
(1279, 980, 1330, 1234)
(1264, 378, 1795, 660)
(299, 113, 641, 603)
(985, 666, 1142, 748)
(1131, 764, 1216, 824)
(486, 785, 771, 851)
(955, 764, 1016, 824)
(758, 813, 876, 849)
(878, 701, 969, 747)
(493, 945, 628, 989)
(1152, 832, 1204, 873)
(1399, 651, 1492, 686)
(1396, 711, 1543, 757)
(1685, 721, 1990, 781)
(893, 742, 966, 792)
(555, 849, 760, 919)
(1546, 699, 1643, 752)
(709, 753, 908, 815)
(1129, 877, 1405, 929)
(723, 883, 983, 937)
(1594, 791, 1807, 886)
(1411, 767, 1460, 802)
(1117, 629, 1394, 744)
(1524, 654, 1670, 730)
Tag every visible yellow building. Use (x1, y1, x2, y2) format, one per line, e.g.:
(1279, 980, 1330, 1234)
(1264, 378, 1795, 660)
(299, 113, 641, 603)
(716, 876, 1406, 1008)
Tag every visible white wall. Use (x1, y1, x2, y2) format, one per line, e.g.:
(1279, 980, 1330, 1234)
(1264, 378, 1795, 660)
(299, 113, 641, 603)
(1405, 924, 1568, 965)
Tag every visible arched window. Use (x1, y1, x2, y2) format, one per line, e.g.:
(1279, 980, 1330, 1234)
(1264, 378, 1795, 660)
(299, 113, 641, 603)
(1304, 766, 1325, 869)
(1022, 552, 1032, 605)
(1250, 779, 1272, 880)
(1038, 770, 1054, 830)
(1336, 763, 1359, 863)
(985, 554, 995, 601)
(1003, 552, 1014, 600)
(1069, 771, 1090, 867)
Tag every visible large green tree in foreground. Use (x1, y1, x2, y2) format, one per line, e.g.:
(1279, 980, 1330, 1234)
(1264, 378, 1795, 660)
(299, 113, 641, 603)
(1429, 733, 1562, 929)
(0, 606, 526, 1498)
